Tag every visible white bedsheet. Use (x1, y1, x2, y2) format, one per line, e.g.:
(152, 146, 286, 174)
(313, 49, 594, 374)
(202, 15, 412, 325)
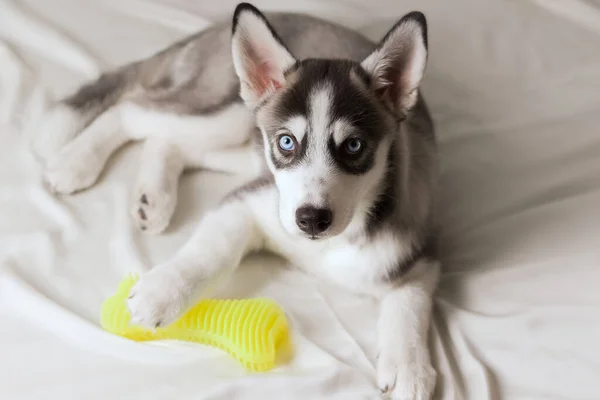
(1, 0, 599, 399)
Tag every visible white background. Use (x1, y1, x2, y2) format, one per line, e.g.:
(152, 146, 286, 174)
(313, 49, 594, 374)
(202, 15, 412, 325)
(0, 0, 599, 399)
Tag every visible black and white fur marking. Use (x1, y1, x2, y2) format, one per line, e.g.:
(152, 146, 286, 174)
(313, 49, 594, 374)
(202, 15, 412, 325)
(31, 3, 440, 399)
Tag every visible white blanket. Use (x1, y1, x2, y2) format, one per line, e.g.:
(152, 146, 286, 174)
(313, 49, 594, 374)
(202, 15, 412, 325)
(1, 0, 599, 399)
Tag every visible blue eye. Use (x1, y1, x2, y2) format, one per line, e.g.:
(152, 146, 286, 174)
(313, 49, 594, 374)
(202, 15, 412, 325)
(344, 138, 363, 154)
(278, 134, 295, 152)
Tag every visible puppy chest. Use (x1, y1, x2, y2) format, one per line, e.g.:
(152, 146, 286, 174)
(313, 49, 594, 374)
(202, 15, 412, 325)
(296, 244, 390, 293)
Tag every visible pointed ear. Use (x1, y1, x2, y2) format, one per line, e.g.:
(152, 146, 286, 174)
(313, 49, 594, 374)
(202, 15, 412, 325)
(231, 3, 296, 109)
(361, 12, 428, 114)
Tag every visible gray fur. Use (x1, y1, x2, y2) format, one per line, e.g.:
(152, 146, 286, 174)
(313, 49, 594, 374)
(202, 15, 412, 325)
(60, 12, 376, 117)
(64, 63, 139, 126)
(56, 6, 437, 280)
(44, 7, 442, 396)
(260, 60, 386, 174)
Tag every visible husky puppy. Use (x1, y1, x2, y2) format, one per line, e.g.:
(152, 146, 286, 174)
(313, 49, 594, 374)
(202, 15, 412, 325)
(32, 3, 439, 398)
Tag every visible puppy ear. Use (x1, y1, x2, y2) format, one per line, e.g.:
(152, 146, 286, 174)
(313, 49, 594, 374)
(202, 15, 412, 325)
(231, 3, 296, 109)
(361, 12, 428, 114)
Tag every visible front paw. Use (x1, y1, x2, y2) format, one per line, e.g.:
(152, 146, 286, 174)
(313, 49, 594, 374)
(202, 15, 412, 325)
(127, 267, 192, 328)
(377, 349, 436, 400)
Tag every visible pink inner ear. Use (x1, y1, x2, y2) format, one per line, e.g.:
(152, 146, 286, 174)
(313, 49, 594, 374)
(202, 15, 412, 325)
(247, 52, 283, 98)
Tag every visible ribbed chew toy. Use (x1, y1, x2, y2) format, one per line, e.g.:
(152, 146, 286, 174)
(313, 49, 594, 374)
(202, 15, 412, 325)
(100, 274, 292, 372)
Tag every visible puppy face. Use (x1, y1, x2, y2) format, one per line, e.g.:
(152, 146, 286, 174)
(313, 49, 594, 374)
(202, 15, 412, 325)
(230, 4, 428, 239)
(257, 60, 395, 239)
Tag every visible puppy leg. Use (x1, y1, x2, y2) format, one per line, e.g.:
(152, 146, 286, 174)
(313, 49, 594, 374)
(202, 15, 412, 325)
(377, 259, 440, 400)
(188, 143, 265, 177)
(32, 65, 138, 163)
(30, 103, 85, 163)
(127, 198, 264, 327)
(121, 101, 257, 233)
(131, 138, 184, 234)
(131, 140, 264, 234)
(44, 106, 130, 193)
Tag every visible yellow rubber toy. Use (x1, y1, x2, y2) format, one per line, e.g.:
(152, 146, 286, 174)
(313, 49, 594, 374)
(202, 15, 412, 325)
(100, 274, 292, 372)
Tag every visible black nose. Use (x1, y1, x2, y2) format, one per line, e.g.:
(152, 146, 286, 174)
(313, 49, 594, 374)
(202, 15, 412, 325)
(295, 206, 332, 235)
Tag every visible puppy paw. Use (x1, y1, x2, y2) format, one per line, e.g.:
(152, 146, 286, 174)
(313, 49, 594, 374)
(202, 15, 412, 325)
(30, 104, 82, 163)
(377, 349, 436, 400)
(43, 147, 103, 194)
(127, 266, 192, 328)
(131, 186, 177, 234)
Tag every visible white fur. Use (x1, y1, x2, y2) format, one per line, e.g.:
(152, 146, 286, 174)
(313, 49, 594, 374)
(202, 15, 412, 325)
(36, 100, 256, 232)
(309, 83, 332, 139)
(268, 84, 393, 239)
(118, 101, 253, 150)
(127, 185, 438, 400)
(44, 105, 126, 193)
(283, 115, 307, 144)
(238, 190, 415, 295)
(31, 104, 83, 163)
(193, 145, 264, 176)
(132, 138, 184, 233)
(271, 85, 335, 235)
(42, 10, 437, 399)
(122, 102, 255, 233)
(377, 259, 439, 400)
(128, 199, 263, 327)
